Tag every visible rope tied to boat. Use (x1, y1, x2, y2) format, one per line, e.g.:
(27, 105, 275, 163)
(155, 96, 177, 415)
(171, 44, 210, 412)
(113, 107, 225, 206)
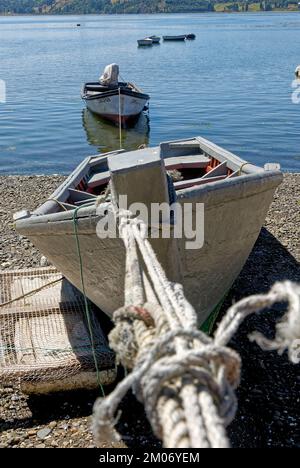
(92, 189, 300, 448)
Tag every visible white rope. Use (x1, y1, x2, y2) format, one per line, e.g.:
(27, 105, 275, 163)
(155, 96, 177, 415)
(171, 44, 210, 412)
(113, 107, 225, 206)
(92, 196, 300, 448)
(118, 88, 122, 150)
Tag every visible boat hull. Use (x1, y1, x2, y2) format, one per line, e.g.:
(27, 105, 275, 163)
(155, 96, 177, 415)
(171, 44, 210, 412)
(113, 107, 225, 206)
(83, 89, 149, 127)
(16, 143, 282, 325)
(138, 39, 153, 46)
(163, 35, 186, 41)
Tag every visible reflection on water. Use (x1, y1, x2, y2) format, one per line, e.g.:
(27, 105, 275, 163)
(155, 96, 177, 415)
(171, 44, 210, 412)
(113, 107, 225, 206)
(82, 109, 150, 153)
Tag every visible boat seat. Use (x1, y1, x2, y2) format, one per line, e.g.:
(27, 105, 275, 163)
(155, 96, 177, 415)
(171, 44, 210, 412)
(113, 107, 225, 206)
(88, 171, 111, 189)
(168, 140, 200, 149)
(164, 155, 210, 170)
(85, 82, 129, 93)
(87, 156, 211, 190)
(174, 175, 228, 190)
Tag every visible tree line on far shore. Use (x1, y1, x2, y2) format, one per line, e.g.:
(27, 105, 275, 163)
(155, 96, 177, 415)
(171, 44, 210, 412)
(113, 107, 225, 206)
(0, 0, 299, 15)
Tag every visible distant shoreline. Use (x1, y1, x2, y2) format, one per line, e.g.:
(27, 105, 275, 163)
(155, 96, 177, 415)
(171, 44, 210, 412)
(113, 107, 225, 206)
(1, 10, 300, 17)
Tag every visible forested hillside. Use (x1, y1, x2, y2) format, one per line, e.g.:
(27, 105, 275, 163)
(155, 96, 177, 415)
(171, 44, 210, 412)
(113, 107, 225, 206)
(0, 0, 299, 15)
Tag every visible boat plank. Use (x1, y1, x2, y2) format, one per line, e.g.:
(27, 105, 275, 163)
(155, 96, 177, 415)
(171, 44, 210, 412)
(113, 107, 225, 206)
(174, 175, 227, 190)
(165, 155, 210, 170)
(202, 161, 228, 179)
(168, 141, 200, 149)
(87, 171, 111, 189)
(68, 188, 97, 202)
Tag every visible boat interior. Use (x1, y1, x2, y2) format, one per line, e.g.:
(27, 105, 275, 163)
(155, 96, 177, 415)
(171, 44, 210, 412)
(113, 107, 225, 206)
(54, 138, 245, 212)
(83, 81, 139, 96)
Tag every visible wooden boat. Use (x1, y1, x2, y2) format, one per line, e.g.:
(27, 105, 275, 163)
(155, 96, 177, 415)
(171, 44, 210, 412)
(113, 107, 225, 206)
(15, 137, 282, 326)
(163, 35, 186, 41)
(149, 36, 161, 44)
(81, 64, 150, 127)
(137, 38, 153, 46)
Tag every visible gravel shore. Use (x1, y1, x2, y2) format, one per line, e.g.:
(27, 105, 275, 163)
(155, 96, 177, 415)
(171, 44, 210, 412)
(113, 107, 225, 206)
(0, 173, 299, 448)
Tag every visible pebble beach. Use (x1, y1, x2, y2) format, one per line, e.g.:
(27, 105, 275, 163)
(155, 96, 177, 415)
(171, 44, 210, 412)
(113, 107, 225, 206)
(0, 173, 299, 448)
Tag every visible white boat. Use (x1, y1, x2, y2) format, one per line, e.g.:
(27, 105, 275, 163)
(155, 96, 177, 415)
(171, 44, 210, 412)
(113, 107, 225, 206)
(137, 38, 153, 46)
(163, 35, 186, 41)
(15, 137, 282, 327)
(81, 64, 150, 127)
(149, 36, 161, 44)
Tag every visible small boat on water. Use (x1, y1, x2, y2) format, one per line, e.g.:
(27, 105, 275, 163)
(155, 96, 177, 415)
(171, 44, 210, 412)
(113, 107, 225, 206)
(186, 33, 196, 40)
(15, 136, 282, 326)
(137, 38, 153, 46)
(295, 65, 300, 78)
(163, 35, 186, 41)
(149, 35, 161, 44)
(81, 64, 150, 127)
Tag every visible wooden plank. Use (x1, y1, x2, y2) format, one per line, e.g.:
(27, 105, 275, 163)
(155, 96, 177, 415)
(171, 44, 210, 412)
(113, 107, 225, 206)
(174, 175, 227, 190)
(201, 161, 228, 179)
(165, 155, 210, 170)
(88, 155, 211, 191)
(74, 199, 97, 207)
(87, 171, 110, 189)
(228, 170, 240, 178)
(168, 140, 200, 149)
(68, 188, 97, 203)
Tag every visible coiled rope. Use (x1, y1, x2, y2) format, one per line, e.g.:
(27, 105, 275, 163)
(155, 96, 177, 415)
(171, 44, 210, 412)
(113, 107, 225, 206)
(92, 188, 300, 448)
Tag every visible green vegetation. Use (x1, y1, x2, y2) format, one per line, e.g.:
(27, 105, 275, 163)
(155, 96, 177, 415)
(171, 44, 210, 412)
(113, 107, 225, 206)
(0, 0, 299, 15)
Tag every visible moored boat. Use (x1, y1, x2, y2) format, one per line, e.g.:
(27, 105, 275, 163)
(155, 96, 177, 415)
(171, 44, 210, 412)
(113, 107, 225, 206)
(137, 38, 153, 46)
(15, 136, 282, 326)
(163, 35, 186, 41)
(149, 35, 161, 44)
(186, 33, 196, 40)
(81, 64, 150, 128)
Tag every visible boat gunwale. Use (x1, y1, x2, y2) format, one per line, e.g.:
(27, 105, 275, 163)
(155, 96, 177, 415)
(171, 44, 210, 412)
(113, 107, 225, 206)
(81, 84, 150, 102)
(15, 137, 282, 227)
(16, 170, 282, 232)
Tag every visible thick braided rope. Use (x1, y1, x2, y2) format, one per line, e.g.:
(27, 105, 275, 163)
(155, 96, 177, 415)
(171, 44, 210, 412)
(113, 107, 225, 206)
(93, 197, 300, 448)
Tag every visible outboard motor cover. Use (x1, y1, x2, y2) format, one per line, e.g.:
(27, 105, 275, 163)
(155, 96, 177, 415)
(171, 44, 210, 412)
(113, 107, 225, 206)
(99, 63, 119, 87)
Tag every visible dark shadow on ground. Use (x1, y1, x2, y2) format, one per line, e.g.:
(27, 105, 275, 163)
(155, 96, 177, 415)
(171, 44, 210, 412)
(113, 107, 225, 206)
(220, 228, 300, 448)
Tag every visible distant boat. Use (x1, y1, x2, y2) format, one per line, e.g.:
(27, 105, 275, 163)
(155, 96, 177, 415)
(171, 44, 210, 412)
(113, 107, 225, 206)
(163, 35, 186, 41)
(295, 65, 300, 78)
(81, 64, 150, 128)
(149, 35, 161, 44)
(186, 33, 196, 40)
(137, 38, 153, 46)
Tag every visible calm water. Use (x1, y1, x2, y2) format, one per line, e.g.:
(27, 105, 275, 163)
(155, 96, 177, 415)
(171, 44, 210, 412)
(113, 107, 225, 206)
(0, 13, 300, 174)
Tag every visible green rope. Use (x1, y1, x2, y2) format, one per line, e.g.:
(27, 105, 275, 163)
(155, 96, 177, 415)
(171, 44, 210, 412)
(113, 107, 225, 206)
(73, 205, 105, 397)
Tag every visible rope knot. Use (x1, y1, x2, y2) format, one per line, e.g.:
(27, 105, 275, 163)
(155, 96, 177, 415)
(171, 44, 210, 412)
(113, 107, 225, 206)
(108, 305, 155, 370)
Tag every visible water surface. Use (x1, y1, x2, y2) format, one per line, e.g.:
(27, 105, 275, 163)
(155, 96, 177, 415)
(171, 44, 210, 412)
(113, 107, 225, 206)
(0, 13, 300, 174)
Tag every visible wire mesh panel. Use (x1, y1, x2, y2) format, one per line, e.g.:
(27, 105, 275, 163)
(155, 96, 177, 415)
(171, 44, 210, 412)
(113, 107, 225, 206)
(0, 268, 116, 393)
